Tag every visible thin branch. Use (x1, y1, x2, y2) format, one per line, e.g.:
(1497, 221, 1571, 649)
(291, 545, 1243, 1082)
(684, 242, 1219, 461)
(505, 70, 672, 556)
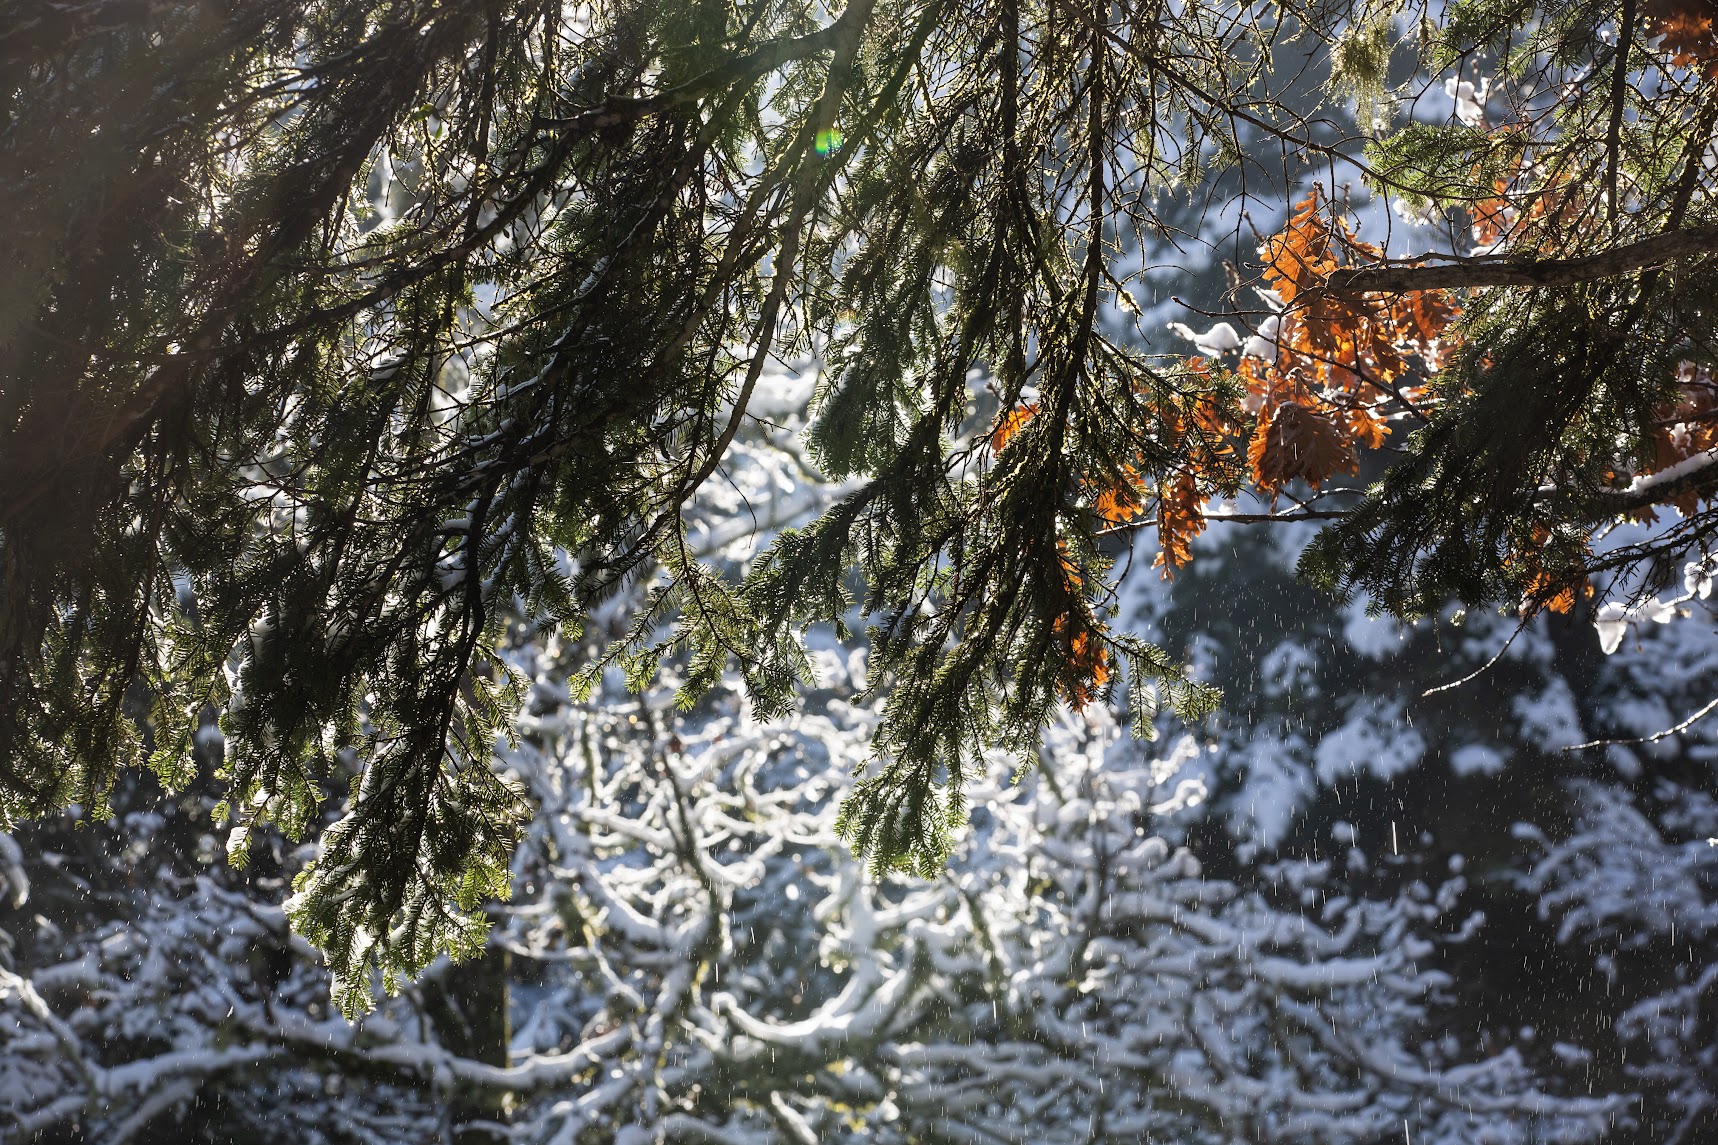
(1565, 694, 1718, 751)
(1323, 225, 1718, 293)
(1423, 621, 1524, 697)
(1202, 509, 1350, 523)
(542, 23, 855, 135)
(1604, 0, 1637, 238)
(1546, 450, 1718, 516)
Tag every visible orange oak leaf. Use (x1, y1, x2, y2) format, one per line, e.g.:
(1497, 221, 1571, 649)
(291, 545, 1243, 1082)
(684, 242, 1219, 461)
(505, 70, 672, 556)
(1646, 0, 1718, 77)
(1092, 464, 1147, 525)
(1050, 541, 1111, 709)
(1633, 363, 1718, 520)
(990, 403, 1038, 452)
(1511, 527, 1595, 615)
(1061, 626, 1112, 709)
(1248, 401, 1359, 496)
(1153, 471, 1206, 574)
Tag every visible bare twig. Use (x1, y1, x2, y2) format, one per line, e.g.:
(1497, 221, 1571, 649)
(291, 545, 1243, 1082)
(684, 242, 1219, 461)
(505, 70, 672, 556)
(1422, 620, 1524, 697)
(1203, 509, 1351, 523)
(1564, 694, 1718, 751)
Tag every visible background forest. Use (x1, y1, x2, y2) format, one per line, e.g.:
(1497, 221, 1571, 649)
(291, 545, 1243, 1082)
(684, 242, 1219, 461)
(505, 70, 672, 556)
(5, 344, 1717, 1143)
(8, 1, 1718, 1141)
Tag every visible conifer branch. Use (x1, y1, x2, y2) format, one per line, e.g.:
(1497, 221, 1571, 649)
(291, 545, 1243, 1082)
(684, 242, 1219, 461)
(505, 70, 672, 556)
(1324, 225, 1718, 293)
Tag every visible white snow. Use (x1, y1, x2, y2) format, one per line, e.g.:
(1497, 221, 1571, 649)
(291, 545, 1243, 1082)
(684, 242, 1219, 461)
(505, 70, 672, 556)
(1449, 743, 1507, 777)
(1166, 320, 1243, 356)
(1315, 699, 1427, 784)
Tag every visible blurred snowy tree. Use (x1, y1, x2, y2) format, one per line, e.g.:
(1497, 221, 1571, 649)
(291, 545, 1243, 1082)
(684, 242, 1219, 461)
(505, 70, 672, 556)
(1116, 488, 1718, 1142)
(0, 683, 1621, 1144)
(0, 376, 1623, 1143)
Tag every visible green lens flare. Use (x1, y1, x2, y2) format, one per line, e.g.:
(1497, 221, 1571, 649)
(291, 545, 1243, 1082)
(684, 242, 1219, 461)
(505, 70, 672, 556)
(815, 128, 844, 156)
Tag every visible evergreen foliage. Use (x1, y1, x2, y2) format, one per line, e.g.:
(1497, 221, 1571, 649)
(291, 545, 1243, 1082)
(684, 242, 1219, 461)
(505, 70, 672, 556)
(8, 0, 1718, 998)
